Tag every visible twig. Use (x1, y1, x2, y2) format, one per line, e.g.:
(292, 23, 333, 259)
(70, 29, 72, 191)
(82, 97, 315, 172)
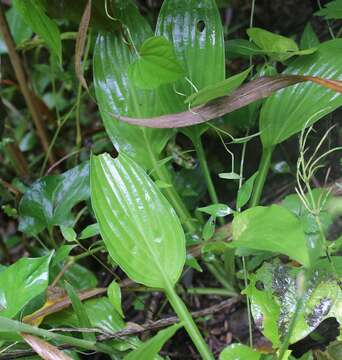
(0, 296, 242, 359)
(0, 5, 55, 165)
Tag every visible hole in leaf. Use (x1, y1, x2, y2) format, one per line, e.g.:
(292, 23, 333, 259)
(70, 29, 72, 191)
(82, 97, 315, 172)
(255, 280, 265, 291)
(196, 20, 205, 32)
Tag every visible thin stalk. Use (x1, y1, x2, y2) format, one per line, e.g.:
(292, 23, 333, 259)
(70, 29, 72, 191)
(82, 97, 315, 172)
(164, 282, 214, 360)
(187, 287, 236, 297)
(242, 256, 253, 348)
(206, 263, 237, 294)
(193, 135, 224, 226)
(249, 146, 274, 207)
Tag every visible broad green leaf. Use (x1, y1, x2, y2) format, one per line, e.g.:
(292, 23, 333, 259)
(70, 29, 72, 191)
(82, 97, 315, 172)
(315, 0, 342, 20)
(124, 323, 182, 360)
(12, 0, 61, 61)
(90, 153, 186, 288)
(19, 163, 89, 235)
(231, 205, 310, 267)
(79, 223, 100, 240)
(245, 261, 342, 346)
(60, 263, 98, 290)
(260, 39, 342, 148)
(185, 67, 252, 107)
(0, 254, 52, 318)
(45, 297, 124, 332)
(60, 226, 77, 242)
(93, 1, 172, 170)
(128, 36, 183, 89)
(219, 343, 261, 360)
(236, 171, 258, 209)
(300, 23, 320, 50)
(198, 204, 233, 217)
(156, 0, 225, 114)
(108, 280, 124, 318)
(247, 27, 316, 61)
(65, 283, 95, 342)
(0, 7, 33, 54)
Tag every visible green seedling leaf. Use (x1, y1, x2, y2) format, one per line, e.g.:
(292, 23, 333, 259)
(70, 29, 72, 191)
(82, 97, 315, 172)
(198, 203, 233, 217)
(245, 261, 342, 347)
(90, 153, 186, 288)
(315, 0, 342, 20)
(185, 67, 252, 107)
(231, 205, 310, 267)
(61, 263, 98, 290)
(19, 162, 89, 236)
(45, 297, 125, 332)
(236, 171, 258, 209)
(219, 343, 261, 360)
(260, 39, 342, 148)
(93, 1, 172, 170)
(128, 36, 184, 89)
(78, 223, 100, 240)
(300, 23, 320, 50)
(65, 283, 95, 342)
(12, 0, 62, 62)
(60, 226, 77, 242)
(0, 253, 52, 318)
(225, 39, 266, 59)
(0, 7, 33, 54)
(186, 254, 203, 272)
(51, 245, 75, 267)
(124, 323, 182, 360)
(202, 215, 216, 241)
(108, 280, 124, 318)
(219, 172, 242, 180)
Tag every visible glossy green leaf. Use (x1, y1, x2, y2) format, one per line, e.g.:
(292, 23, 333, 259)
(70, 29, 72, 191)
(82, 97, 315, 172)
(78, 223, 100, 240)
(247, 27, 316, 61)
(93, 1, 172, 170)
(156, 0, 225, 114)
(185, 67, 252, 107)
(244, 261, 342, 347)
(202, 215, 216, 241)
(315, 0, 342, 20)
(128, 36, 184, 89)
(124, 323, 182, 360)
(198, 204, 233, 217)
(0, 7, 33, 54)
(65, 283, 95, 342)
(225, 39, 266, 59)
(300, 23, 320, 49)
(45, 297, 124, 332)
(108, 280, 124, 318)
(260, 39, 342, 148)
(60, 226, 77, 242)
(231, 205, 310, 267)
(90, 153, 186, 288)
(0, 254, 52, 318)
(219, 343, 261, 360)
(236, 171, 258, 209)
(12, 0, 61, 61)
(19, 163, 89, 235)
(60, 263, 98, 290)
(219, 172, 242, 180)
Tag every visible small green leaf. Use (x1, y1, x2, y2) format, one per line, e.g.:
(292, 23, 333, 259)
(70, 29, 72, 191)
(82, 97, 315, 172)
(128, 36, 184, 89)
(123, 323, 182, 360)
(225, 39, 266, 59)
(186, 254, 203, 272)
(185, 67, 252, 106)
(19, 162, 89, 236)
(65, 283, 95, 342)
(90, 153, 186, 288)
(231, 205, 310, 267)
(12, 0, 62, 62)
(236, 171, 258, 209)
(61, 263, 98, 290)
(219, 343, 261, 360)
(108, 280, 124, 318)
(202, 215, 216, 241)
(60, 226, 77, 242)
(315, 0, 342, 20)
(78, 223, 100, 240)
(0, 254, 52, 318)
(219, 172, 242, 180)
(198, 204, 233, 217)
(300, 23, 320, 49)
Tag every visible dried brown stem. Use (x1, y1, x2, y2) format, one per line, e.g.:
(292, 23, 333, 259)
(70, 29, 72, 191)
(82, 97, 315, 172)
(0, 5, 55, 164)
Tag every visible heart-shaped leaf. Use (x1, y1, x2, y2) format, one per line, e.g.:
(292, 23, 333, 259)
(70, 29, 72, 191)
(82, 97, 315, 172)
(90, 153, 186, 288)
(128, 36, 184, 89)
(260, 39, 342, 148)
(19, 162, 89, 235)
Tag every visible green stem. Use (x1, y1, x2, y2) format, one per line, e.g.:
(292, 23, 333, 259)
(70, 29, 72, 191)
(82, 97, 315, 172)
(249, 146, 274, 207)
(187, 287, 236, 297)
(164, 282, 214, 360)
(205, 263, 237, 294)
